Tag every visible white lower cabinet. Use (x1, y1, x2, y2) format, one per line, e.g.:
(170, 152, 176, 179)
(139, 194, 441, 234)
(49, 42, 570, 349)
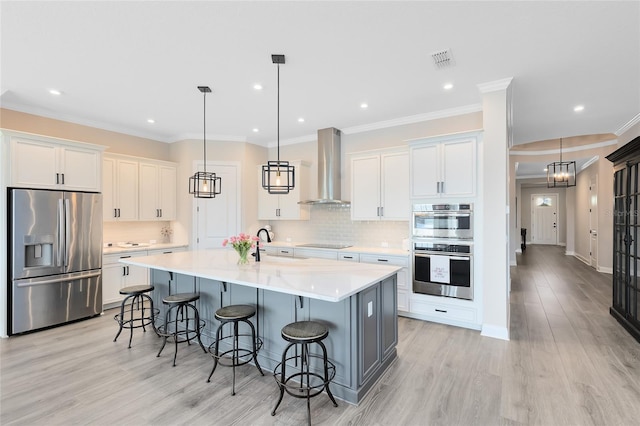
(103, 246, 187, 308)
(359, 254, 409, 314)
(103, 252, 150, 308)
(409, 296, 478, 328)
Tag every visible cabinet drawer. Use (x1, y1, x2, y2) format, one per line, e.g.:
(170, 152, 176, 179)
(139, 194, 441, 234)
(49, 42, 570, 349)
(338, 253, 360, 262)
(275, 248, 294, 257)
(103, 251, 148, 265)
(359, 254, 408, 267)
(410, 299, 477, 323)
(294, 248, 338, 260)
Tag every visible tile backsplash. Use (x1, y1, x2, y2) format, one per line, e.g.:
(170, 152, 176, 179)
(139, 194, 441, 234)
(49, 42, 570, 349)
(103, 221, 173, 246)
(268, 204, 410, 249)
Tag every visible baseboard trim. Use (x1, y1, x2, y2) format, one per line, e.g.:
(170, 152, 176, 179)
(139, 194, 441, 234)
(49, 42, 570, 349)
(481, 324, 510, 340)
(598, 266, 613, 274)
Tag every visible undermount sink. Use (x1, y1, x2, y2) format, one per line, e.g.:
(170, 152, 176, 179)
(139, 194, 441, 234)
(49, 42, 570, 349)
(117, 242, 150, 248)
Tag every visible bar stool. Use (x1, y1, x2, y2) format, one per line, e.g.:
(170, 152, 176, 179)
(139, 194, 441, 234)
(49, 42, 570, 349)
(207, 304, 264, 395)
(271, 320, 338, 425)
(113, 284, 159, 348)
(156, 292, 206, 366)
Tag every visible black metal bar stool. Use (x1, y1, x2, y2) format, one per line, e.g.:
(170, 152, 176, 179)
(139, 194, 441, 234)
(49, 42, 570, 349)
(271, 320, 338, 425)
(156, 292, 206, 366)
(207, 304, 264, 395)
(113, 284, 159, 348)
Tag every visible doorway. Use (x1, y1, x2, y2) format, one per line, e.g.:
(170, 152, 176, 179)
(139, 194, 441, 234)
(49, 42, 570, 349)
(531, 193, 559, 245)
(193, 162, 241, 249)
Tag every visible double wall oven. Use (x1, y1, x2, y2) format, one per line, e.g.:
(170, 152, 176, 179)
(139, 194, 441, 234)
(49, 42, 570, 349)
(412, 203, 474, 300)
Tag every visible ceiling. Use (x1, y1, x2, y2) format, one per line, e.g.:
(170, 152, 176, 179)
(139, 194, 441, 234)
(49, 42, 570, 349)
(1, 1, 638, 148)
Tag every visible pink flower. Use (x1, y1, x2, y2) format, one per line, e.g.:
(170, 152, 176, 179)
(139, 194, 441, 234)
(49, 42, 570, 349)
(222, 239, 228, 247)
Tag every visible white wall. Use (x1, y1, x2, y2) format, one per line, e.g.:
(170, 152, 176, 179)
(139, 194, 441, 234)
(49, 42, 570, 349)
(519, 186, 567, 245)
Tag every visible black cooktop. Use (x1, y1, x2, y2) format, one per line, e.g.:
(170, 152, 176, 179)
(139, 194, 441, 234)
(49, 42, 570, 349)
(296, 243, 353, 249)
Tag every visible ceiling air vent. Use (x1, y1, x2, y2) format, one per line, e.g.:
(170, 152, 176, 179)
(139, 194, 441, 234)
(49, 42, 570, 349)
(431, 49, 454, 68)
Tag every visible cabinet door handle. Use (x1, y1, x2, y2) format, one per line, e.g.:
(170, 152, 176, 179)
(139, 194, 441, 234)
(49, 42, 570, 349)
(159, 209, 162, 218)
(56, 173, 59, 184)
(377, 259, 388, 262)
(380, 206, 384, 217)
(114, 208, 118, 218)
(343, 256, 353, 259)
(122, 266, 127, 276)
(435, 308, 447, 313)
(440, 181, 444, 193)
(61, 173, 65, 185)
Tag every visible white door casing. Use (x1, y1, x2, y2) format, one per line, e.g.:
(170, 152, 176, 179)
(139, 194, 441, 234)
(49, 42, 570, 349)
(590, 176, 598, 268)
(193, 162, 241, 249)
(531, 194, 558, 245)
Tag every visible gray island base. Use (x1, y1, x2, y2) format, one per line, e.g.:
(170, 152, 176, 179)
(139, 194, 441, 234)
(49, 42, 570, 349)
(121, 249, 400, 405)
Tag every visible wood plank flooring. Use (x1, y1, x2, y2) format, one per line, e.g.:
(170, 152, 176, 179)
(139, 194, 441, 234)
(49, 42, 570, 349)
(2, 245, 640, 425)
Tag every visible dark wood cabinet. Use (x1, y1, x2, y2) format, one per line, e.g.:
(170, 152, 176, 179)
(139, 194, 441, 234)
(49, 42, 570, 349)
(606, 136, 640, 342)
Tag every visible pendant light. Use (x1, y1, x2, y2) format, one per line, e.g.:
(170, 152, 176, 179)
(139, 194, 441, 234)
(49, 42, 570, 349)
(547, 137, 576, 188)
(262, 54, 295, 194)
(189, 86, 222, 198)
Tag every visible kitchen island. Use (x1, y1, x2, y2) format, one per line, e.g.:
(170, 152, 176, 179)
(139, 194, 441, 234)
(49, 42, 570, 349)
(120, 249, 400, 404)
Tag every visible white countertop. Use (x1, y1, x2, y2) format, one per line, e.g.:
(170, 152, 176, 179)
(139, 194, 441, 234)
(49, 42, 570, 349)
(120, 248, 401, 302)
(103, 243, 188, 255)
(264, 241, 409, 257)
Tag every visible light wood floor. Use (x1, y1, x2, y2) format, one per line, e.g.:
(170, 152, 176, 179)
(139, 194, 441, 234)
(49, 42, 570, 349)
(2, 245, 640, 425)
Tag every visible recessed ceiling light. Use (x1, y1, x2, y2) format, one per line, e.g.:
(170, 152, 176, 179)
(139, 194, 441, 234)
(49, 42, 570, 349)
(147, 119, 155, 124)
(574, 105, 585, 112)
(443, 83, 454, 90)
(298, 117, 304, 123)
(253, 84, 262, 90)
(49, 89, 62, 95)
(252, 128, 259, 133)
(360, 103, 368, 109)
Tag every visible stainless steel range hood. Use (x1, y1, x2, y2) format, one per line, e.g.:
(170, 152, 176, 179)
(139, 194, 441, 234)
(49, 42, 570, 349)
(299, 127, 350, 205)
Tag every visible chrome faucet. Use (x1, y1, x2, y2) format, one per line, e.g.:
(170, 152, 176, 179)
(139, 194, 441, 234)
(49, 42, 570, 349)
(253, 228, 272, 262)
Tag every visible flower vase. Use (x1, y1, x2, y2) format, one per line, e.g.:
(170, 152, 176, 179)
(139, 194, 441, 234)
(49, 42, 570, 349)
(236, 249, 250, 265)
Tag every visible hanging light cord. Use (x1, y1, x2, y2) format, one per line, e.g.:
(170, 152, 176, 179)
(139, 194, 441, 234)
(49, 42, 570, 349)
(203, 90, 207, 173)
(559, 137, 562, 163)
(277, 62, 280, 164)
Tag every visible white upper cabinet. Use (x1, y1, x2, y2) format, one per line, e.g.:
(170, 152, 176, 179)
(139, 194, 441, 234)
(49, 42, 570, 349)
(408, 131, 480, 199)
(104, 154, 178, 222)
(103, 156, 138, 221)
(139, 161, 177, 221)
(351, 148, 409, 221)
(258, 160, 310, 220)
(7, 132, 103, 191)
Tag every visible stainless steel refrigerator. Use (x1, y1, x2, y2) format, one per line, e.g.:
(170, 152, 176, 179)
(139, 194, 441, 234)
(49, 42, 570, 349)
(8, 188, 103, 334)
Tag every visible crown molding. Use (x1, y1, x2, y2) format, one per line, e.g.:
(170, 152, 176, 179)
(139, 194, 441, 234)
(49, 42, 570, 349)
(477, 77, 513, 93)
(173, 133, 248, 143)
(510, 139, 617, 156)
(615, 112, 640, 136)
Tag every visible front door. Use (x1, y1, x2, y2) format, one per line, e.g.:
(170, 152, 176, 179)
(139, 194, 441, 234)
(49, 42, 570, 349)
(531, 194, 558, 245)
(193, 162, 241, 249)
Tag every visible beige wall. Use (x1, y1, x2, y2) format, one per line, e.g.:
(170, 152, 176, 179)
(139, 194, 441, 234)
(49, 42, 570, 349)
(0, 108, 171, 159)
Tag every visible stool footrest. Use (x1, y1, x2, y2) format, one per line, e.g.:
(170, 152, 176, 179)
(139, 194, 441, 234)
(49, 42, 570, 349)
(157, 320, 206, 342)
(114, 308, 159, 329)
(272, 354, 336, 399)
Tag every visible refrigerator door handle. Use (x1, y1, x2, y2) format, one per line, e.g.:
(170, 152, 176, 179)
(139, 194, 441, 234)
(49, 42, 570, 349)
(15, 270, 102, 287)
(64, 198, 71, 267)
(57, 199, 65, 267)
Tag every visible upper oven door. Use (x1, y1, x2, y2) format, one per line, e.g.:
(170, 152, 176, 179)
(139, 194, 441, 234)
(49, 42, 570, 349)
(412, 211, 473, 239)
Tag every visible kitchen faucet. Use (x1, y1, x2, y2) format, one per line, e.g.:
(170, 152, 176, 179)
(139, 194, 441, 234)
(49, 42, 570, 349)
(253, 228, 272, 262)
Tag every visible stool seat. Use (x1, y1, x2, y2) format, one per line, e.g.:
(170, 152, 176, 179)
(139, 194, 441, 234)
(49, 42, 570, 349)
(119, 284, 154, 295)
(282, 321, 328, 342)
(163, 292, 200, 304)
(215, 304, 255, 321)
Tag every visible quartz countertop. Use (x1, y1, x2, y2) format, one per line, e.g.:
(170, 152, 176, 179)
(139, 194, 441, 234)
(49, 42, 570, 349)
(103, 243, 188, 255)
(119, 248, 401, 302)
(264, 241, 409, 257)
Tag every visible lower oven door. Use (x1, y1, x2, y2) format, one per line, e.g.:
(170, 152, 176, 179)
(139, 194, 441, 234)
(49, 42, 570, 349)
(413, 253, 473, 300)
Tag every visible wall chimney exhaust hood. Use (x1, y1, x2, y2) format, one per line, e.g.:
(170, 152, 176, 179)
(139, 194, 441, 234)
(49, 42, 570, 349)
(299, 127, 350, 205)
